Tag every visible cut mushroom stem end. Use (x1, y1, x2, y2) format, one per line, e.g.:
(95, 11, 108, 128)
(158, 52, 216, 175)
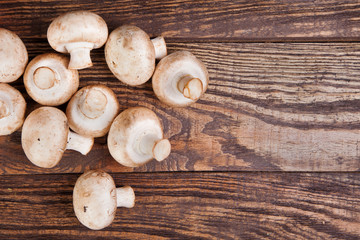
(65, 42, 94, 70)
(33, 67, 58, 90)
(79, 88, 107, 119)
(153, 139, 171, 162)
(116, 186, 135, 208)
(177, 75, 203, 101)
(151, 36, 167, 60)
(66, 131, 94, 155)
(139, 134, 171, 162)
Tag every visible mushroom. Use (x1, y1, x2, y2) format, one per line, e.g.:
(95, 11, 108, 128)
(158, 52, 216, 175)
(0, 28, 28, 83)
(66, 84, 120, 138)
(107, 107, 171, 167)
(23, 53, 79, 106)
(21, 107, 94, 168)
(0, 83, 26, 135)
(105, 25, 167, 86)
(73, 170, 135, 230)
(47, 11, 108, 70)
(152, 51, 209, 107)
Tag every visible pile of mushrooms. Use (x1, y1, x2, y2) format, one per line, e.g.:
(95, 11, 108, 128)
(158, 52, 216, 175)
(0, 10, 210, 230)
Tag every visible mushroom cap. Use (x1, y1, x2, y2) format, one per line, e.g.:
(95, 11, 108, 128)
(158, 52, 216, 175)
(66, 84, 120, 137)
(152, 51, 209, 107)
(21, 107, 69, 168)
(47, 11, 108, 53)
(107, 107, 164, 167)
(73, 170, 117, 230)
(105, 25, 155, 86)
(0, 28, 28, 83)
(24, 53, 79, 106)
(0, 83, 26, 135)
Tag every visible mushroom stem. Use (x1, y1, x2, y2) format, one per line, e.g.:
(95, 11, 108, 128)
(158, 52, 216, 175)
(66, 131, 94, 155)
(139, 134, 171, 162)
(153, 139, 171, 161)
(79, 89, 107, 119)
(177, 75, 203, 101)
(151, 36, 167, 60)
(65, 42, 94, 70)
(0, 99, 9, 119)
(116, 186, 135, 208)
(33, 67, 58, 90)
(139, 133, 158, 155)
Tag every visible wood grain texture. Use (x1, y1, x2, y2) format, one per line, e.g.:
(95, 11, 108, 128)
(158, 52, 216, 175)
(0, 172, 359, 239)
(2, 1, 359, 239)
(1, 0, 360, 41)
(2, 41, 360, 174)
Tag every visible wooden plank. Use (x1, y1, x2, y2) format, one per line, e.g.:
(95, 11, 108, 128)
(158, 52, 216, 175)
(1, 0, 360, 41)
(3, 41, 360, 174)
(0, 172, 359, 239)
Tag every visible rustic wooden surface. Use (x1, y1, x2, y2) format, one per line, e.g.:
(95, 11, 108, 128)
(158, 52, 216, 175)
(1, 172, 360, 240)
(1, 0, 360, 239)
(2, 0, 360, 41)
(4, 41, 360, 174)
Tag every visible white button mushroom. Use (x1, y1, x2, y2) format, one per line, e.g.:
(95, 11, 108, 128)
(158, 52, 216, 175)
(73, 170, 135, 230)
(21, 107, 94, 168)
(47, 11, 108, 70)
(66, 84, 120, 138)
(23, 53, 79, 106)
(107, 107, 171, 167)
(0, 28, 28, 83)
(105, 25, 167, 86)
(152, 51, 209, 107)
(0, 83, 26, 135)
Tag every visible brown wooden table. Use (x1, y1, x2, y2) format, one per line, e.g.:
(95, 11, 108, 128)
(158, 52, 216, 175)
(1, 1, 360, 239)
